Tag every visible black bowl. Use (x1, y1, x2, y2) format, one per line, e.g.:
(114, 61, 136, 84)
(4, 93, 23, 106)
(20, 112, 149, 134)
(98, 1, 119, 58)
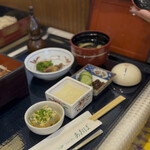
(132, 0, 150, 10)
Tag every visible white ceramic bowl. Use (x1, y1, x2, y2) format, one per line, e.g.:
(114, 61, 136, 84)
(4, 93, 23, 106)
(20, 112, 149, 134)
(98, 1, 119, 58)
(45, 76, 93, 119)
(24, 47, 74, 80)
(24, 101, 64, 135)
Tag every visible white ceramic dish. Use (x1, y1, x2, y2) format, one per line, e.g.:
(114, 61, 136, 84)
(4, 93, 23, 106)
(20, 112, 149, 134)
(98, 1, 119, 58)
(72, 64, 116, 96)
(24, 47, 74, 80)
(24, 101, 64, 135)
(45, 76, 93, 119)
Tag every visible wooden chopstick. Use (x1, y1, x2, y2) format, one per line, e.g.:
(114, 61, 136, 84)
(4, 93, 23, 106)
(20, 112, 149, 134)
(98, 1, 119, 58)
(89, 95, 126, 121)
(72, 129, 103, 150)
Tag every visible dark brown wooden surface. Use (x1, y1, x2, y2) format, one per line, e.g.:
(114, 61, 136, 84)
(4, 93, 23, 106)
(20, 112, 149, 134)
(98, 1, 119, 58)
(88, 0, 150, 62)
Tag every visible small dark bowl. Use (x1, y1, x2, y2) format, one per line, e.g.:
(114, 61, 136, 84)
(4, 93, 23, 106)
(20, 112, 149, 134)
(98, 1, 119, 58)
(132, 0, 150, 10)
(70, 31, 111, 66)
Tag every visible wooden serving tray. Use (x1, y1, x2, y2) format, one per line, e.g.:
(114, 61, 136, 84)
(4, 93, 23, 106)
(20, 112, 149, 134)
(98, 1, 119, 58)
(0, 54, 28, 107)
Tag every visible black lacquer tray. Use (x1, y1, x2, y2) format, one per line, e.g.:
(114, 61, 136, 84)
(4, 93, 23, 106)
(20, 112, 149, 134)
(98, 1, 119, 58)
(0, 34, 150, 150)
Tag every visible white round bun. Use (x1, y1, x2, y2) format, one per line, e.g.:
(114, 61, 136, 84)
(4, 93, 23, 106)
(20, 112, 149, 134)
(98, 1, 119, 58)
(111, 63, 142, 86)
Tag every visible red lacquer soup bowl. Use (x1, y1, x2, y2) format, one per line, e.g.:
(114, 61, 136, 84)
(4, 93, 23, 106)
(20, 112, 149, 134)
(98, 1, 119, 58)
(70, 31, 111, 66)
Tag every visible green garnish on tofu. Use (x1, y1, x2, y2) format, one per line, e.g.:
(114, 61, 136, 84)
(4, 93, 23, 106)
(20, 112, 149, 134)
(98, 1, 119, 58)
(28, 105, 60, 128)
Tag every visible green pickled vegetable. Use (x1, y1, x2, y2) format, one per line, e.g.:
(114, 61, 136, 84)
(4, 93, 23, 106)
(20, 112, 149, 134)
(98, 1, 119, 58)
(36, 61, 53, 72)
(79, 71, 92, 79)
(79, 71, 93, 86)
(80, 75, 92, 86)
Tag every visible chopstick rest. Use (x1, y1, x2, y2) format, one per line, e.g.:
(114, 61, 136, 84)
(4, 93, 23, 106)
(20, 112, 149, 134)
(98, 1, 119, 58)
(89, 95, 126, 121)
(72, 129, 103, 150)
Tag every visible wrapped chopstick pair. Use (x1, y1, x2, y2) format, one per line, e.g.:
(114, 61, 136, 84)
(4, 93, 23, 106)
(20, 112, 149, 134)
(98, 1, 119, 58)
(72, 95, 126, 150)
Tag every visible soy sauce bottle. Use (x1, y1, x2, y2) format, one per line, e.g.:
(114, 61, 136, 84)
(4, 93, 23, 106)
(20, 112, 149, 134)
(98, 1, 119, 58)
(27, 6, 46, 53)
